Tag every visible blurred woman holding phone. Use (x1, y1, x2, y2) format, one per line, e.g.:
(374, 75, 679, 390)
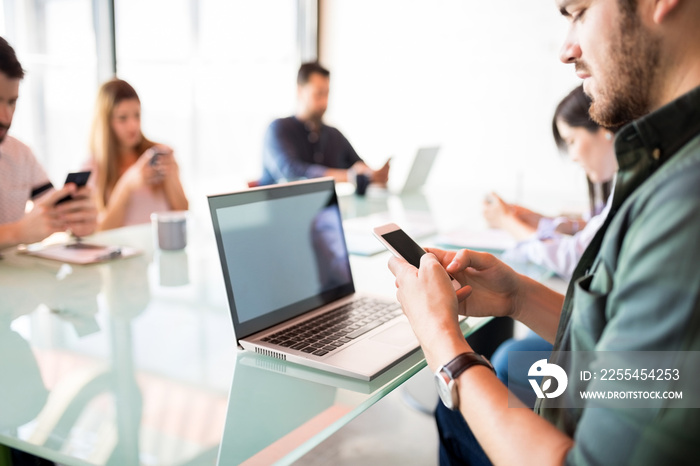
(85, 78, 188, 230)
(483, 85, 618, 279)
(476, 85, 619, 406)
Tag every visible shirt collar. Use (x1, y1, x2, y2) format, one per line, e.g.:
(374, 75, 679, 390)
(293, 116, 324, 130)
(614, 85, 700, 170)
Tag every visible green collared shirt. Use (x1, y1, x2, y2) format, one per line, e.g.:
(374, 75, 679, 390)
(536, 86, 700, 464)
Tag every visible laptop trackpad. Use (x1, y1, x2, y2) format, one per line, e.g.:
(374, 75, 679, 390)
(370, 322, 416, 347)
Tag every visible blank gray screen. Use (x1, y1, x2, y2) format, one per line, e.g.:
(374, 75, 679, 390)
(216, 190, 351, 324)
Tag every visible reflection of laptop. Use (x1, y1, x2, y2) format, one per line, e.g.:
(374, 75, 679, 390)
(238, 351, 382, 394)
(217, 355, 337, 465)
(393, 146, 440, 195)
(208, 178, 420, 380)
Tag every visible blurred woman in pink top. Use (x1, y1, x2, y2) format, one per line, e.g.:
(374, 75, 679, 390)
(86, 78, 188, 230)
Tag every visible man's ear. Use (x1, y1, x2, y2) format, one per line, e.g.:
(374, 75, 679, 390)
(653, 0, 680, 24)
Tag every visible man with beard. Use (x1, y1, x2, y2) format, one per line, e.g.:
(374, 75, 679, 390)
(0, 37, 97, 250)
(258, 62, 390, 188)
(386, 1, 700, 464)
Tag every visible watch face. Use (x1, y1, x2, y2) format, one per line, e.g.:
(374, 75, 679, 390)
(434, 372, 455, 410)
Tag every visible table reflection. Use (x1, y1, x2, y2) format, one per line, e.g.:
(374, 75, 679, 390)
(0, 227, 230, 465)
(0, 317, 48, 434)
(217, 346, 432, 465)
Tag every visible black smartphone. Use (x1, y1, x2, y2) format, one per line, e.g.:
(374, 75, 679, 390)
(55, 171, 91, 205)
(373, 222, 461, 291)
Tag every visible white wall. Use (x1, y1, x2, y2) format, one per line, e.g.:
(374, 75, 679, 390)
(320, 0, 587, 215)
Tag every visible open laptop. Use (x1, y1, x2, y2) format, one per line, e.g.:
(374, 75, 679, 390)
(207, 178, 420, 380)
(391, 145, 440, 195)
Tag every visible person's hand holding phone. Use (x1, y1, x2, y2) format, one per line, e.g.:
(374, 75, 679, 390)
(142, 146, 166, 186)
(423, 247, 522, 319)
(13, 186, 75, 244)
(55, 183, 98, 237)
(387, 251, 466, 365)
(144, 145, 176, 185)
(119, 146, 169, 189)
(386, 247, 524, 372)
(150, 146, 178, 180)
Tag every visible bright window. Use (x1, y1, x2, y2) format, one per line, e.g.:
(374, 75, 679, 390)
(2, 0, 315, 211)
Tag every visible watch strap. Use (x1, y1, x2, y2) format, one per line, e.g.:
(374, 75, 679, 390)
(442, 352, 495, 380)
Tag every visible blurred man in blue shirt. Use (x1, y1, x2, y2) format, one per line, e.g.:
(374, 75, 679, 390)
(259, 62, 390, 188)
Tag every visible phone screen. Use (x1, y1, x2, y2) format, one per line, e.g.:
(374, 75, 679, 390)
(381, 229, 426, 268)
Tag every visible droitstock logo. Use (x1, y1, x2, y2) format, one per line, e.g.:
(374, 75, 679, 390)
(528, 359, 568, 399)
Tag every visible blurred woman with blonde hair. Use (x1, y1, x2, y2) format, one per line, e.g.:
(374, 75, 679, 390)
(86, 78, 187, 230)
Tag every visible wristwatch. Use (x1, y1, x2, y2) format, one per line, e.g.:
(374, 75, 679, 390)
(434, 352, 496, 410)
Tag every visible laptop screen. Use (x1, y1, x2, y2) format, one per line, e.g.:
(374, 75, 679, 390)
(400, 146, 440, 194)
(208, 178, 354, 340)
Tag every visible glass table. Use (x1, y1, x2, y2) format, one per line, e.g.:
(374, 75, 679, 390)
(0, 191, 550, 465)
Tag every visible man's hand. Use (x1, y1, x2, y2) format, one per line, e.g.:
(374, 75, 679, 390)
(429, 247, 522, 318)
(387, 252, 470, 369)
(13, 187, 74, 244)
(387, 247, 523, 368)
(370, 158, 391, 185)
(56, 184, 98, 237)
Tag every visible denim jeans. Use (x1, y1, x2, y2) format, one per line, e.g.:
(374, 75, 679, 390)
(490, 333, 553, 408)
(436, 401, 492, 466)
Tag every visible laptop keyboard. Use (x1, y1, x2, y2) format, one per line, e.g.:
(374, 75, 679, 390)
(260, 298, 402, 357)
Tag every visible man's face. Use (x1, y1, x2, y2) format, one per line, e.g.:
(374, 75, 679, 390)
(0, 71, 20, 143)
(298, 72, 329, 122)
(558, 0, 661, 127)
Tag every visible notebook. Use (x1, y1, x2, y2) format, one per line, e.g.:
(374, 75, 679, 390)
(23, 241, 141, 264)
(207, 178, 420, 380)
